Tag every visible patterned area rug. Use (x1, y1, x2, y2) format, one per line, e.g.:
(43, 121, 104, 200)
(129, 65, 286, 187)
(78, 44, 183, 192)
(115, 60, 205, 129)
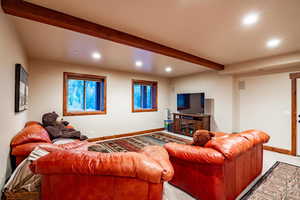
(89, 132, 191, 153)
(241, 161, 300, 200)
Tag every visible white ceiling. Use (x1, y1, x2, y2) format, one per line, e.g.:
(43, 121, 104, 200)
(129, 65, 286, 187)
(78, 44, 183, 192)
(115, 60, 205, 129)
(24, 0, 300, 65)
(11, 17, 207, 77)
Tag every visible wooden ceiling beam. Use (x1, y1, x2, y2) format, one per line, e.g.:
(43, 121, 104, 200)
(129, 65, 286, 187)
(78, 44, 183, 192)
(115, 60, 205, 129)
(1, 0, 224, 70)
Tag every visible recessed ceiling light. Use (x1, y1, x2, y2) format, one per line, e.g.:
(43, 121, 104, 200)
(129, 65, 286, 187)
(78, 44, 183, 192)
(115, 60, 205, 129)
(92, 52, 101, 60)
(165, 67, 172, 72)
(135, 60, 143, 67)
(266, 38, 281, 48)
(242, 13, 259, 26)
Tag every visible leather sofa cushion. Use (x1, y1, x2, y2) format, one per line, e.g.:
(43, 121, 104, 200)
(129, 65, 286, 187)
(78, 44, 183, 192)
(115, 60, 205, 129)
(31, 146, 173, 184)
(56, 140, 89, 150)
(12, 140, 89, 157)
(11, 142, 51, 156)
(237, 129, 270, 145)
(206, 135, 253, 159)
(212, 132, 228, 137)
(140, 145, 174, 181)
(164, 143, 225, 164)
(24, 121, 41, 128)
(11, 124, 51, 147)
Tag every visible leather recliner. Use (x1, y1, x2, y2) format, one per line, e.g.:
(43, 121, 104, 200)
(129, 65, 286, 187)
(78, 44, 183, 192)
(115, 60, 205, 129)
(164, 129, 270, 200)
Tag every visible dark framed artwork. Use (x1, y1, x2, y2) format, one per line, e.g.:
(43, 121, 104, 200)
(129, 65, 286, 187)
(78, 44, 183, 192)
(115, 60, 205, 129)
(15, 64, 28, 112)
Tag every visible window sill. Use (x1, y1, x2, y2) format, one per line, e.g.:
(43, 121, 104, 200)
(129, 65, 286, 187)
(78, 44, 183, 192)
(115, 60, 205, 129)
(132, 108, 158, 113)
(63, 111, 106, 116)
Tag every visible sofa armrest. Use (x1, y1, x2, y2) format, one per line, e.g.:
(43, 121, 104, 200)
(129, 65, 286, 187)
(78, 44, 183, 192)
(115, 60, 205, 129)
(140, 146, 174, 181)
(205, 135, 253, 159)
(12, 141, 89, 157)
(237, 129, 270, 145)
(11, 124, 51, 147)
(11, 142, 52, 156)
(164, 143, 225, 165)
(31, 149, 168, 184)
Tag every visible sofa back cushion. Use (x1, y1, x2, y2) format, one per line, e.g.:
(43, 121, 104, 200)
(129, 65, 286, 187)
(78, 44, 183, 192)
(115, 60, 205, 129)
(31, 147, 170, 184)
(11, 124, 51, 147)
(236, 129, 270, 146)
(206, 135, 253, 159)
(24, 121, 41, 128)
(164, 142, 225, 165)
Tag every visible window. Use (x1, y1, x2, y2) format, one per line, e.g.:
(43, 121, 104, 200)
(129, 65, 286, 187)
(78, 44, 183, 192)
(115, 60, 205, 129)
(63, 72, 106, 116)
(132, 80, 157, 112)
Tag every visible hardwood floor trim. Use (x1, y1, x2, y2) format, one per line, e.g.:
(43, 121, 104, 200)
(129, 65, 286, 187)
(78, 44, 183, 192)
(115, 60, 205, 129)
(1, 0, 224, 71)
(87, 128, 165, 142)
(263, 145, 291, 155)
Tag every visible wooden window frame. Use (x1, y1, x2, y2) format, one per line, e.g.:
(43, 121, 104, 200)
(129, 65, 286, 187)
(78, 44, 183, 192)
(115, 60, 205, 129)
(132, 79, 158, 113)
(63, 72, 107, 116)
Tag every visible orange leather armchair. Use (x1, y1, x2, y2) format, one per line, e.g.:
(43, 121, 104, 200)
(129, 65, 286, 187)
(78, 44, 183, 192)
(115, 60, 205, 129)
(164, 130, 270, 200)
(30, 145, 174, 200)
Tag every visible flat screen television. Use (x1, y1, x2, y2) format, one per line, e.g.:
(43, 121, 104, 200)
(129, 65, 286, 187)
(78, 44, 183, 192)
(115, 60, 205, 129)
(177, 93, 205, 114)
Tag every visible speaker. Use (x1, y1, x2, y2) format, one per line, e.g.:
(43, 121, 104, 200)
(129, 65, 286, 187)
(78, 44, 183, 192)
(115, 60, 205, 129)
(238, 81, 246, 90)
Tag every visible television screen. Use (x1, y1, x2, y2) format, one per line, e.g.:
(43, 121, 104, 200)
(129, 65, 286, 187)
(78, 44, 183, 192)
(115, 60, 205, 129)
(177, 93, 205, 114)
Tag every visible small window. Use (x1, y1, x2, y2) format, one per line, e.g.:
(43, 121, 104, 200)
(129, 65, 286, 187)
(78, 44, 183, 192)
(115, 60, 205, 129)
(63, 72, 106, 116)
(132, 80, 157, 112)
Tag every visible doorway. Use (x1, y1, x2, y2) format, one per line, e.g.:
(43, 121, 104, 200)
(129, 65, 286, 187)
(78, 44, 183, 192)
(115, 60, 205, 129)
(296, 79, 300, 155)
(289, 72, 300, 156)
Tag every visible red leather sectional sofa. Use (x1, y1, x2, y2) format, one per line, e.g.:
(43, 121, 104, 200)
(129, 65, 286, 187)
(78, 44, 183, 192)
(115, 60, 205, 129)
(164, 130, 270, 200)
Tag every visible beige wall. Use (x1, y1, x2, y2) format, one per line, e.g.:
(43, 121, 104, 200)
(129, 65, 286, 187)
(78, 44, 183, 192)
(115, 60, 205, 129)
(169, 67, 298, 151)
(169, 71, 234, 133)
(169, 69, 295, 152)
(0, 11, 28, 191)
(234, 72, 293, 150)
(28, 59, 170, 138)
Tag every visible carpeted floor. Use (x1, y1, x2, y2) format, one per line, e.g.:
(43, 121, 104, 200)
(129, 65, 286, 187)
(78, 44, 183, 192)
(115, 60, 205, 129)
(89, 132, 191, 153)
(241, 161, 300, 200)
